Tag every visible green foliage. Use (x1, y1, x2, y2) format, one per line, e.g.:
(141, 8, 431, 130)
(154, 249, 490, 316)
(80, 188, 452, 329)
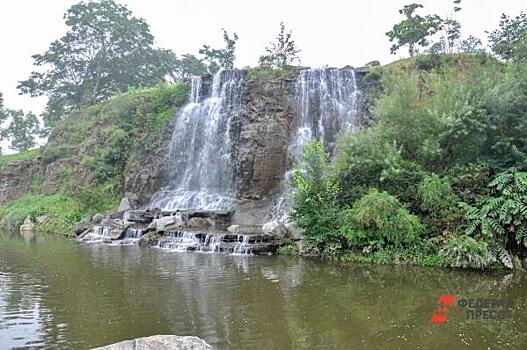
(290, 140, 341, 253)
(0, 194, 82, 235)
(18, 0, 175, 131)
(259, 22, 301, 68)
(2, 109, 40, 152)
(461, 169, 527, 250)
(386, 3, 443, 57)
(335, 127, 424, 208)
(488, 12, 527, 61)
(0, 149, 39, 166)
(277, 244, 299, 256)
(340, 189, 424, 250)
(440, 235, 492, 269)
(245, 66, 291, 81)
(199, 29, 239, 73)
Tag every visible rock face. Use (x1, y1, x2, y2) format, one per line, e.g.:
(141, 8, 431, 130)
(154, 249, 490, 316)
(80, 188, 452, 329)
(93, 335, 212, 350)
(235, 70, 299, 201)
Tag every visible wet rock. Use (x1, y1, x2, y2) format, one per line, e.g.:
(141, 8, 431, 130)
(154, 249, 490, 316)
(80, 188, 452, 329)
(262, 220, 287, 239)
(19, 217, 34, 236)
(285, 221, 304, 240)
(150, 214, 183, 232)
(138, 231, 159, 247)
(91, 213, 104, 224)
(227, 224, 239, 233)
(93, 335, 212, 350)
(73, 219, 93, 236)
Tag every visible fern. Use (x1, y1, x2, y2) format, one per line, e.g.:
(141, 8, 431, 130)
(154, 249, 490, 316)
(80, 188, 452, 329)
(461, 169, 527, 251)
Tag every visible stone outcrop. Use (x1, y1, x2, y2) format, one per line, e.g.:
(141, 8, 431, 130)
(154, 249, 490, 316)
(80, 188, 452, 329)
(235, 70, 299, 201)
(93, 335, 212, 350)
(19, 217, 34, 236)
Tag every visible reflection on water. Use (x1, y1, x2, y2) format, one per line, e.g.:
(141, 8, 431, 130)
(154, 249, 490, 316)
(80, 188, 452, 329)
(0, 233, 526, 349)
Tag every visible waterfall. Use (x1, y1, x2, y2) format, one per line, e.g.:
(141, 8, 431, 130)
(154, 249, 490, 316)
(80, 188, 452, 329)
(290, 68, 360, 161)
(155, 231, 253, 255)
(270, 68, 361, 220)
(150, 70, 244, 211)
(232, 234, 252, 255)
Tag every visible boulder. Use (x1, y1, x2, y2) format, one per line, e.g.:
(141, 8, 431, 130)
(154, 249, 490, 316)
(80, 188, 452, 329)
(187, 217, 211, 229)
(118, 197, 134, 212)
(19, 217, 34, 236)
(285, 221, 304, 240)
(92, 213, 104, 224)
(262, 220, 287, 239)
(73, 219, 93, 236)
(227, 224, 239, 233)
(152, 214, 183, 232)
(93, 335, 212, 350)
(36, 215, 50, 225)
(138, 231, 159, 247)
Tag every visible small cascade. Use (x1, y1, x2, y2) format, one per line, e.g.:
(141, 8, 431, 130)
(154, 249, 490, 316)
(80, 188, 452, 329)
(124, 228, 144, 239)
(156, 231, 201, 252)
(150, 70, 244, 211)
(80, 226, 111, 243)
(201, 233, 225, 253)
(233, 235, 252, 255)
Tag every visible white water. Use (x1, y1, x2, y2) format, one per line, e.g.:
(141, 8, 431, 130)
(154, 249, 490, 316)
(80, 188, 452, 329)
(155, 231, 253, 255)
(271, 68, 361, 220)
(150, 70, 244, 211)
(80, 226, 111, 243)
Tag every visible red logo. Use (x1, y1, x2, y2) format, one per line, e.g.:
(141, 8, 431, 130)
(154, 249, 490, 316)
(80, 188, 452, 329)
(430, 294, 455, 323)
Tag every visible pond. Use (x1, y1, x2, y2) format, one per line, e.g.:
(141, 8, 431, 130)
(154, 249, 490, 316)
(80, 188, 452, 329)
(0, 233, 526, 349)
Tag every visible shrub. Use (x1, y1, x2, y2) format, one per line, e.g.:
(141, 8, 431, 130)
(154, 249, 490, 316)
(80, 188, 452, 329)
(340, 189, 424, 250)
(440, 235, 492, 269)
(290, 140, 341, 254)
(277, 244, 299, 256)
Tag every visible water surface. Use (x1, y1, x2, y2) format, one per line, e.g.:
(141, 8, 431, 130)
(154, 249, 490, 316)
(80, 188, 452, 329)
(0, 233, 526, 349)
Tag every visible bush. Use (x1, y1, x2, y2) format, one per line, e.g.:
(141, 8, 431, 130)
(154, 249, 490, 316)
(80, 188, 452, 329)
(290, 140, 341, 254)
(440, 235, 492, 269)
(277, 244, 299, 256)
(340, 189, 424, 250)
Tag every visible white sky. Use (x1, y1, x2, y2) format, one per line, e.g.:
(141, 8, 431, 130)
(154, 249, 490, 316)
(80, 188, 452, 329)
(0, 0, 526, 116)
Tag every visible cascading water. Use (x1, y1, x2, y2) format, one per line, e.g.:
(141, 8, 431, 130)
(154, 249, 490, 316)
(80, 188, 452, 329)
(270, 68, 361, 220)
(150, 70, 244, 211)
(290, 68, 360, 160)
(80, 226, 111, 243)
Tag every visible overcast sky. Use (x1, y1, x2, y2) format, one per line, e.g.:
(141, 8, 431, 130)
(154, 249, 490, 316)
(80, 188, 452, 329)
(0, 0, 526, 115)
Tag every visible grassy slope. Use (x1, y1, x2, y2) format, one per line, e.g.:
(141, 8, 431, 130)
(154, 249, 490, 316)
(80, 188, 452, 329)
(0, 83, 189, 235)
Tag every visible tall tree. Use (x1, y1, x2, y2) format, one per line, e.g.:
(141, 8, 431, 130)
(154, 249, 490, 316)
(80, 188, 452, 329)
(199, 29, 239, 73)
(3, 110, 40, 152)
(18, 0, 172, 132)
(488, 12, 527, 61)
(386, 3, 442, 57)
(259, 22, 301, 68)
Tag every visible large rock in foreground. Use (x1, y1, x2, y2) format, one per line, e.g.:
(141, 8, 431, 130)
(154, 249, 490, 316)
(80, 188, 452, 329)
(93, 335, 212, 350)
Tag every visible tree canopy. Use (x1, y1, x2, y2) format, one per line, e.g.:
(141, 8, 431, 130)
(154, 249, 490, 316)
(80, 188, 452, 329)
(386, 3, 443, 57)
(18, 0, 173, 132)
(259, 22, 301, 68)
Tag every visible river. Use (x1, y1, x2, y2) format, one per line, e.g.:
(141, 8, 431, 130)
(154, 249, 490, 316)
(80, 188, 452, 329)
(0, 233, 526, 349)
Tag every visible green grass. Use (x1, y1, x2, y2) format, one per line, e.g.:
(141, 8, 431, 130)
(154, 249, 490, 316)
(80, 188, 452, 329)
(0, 194, 83, 236)
(0, 149, 39, 165)
(245, 66, 293, 81)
